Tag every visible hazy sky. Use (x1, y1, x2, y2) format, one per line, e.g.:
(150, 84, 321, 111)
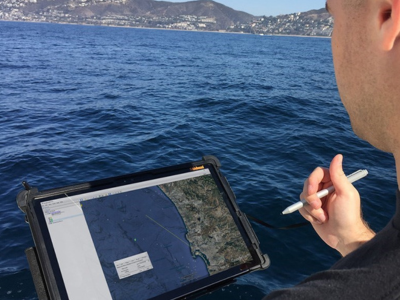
(160, 0, 327, 16)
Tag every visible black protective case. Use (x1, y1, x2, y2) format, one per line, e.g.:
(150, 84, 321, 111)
(17, 155, 270, 300)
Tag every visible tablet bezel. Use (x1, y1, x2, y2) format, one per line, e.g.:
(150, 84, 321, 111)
(23, 156, 269, 300)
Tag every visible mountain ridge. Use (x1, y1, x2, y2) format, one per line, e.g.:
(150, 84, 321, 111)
(0, 0, 332, 36)
(19, 0, 254, 29)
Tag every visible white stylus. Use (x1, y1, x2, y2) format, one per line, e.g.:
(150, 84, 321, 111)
(282, 169, 368, 215)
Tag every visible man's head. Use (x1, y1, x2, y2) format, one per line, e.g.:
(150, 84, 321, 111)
(327, 0, 400, 154)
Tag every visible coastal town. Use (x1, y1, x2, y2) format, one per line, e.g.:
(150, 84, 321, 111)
(0, 0, 333, 36)
(231, 12, 333, 36)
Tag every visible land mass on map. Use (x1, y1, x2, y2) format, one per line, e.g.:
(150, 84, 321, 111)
(159, 175, 252, 275)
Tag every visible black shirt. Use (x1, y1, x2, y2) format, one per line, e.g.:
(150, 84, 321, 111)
(263, 190, 400, 300)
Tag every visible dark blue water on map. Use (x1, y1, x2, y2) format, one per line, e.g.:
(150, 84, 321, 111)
(81, 186, 209, 300)
(0, 21, 397, 300)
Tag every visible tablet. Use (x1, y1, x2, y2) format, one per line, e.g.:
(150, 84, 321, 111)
(18, 156, 269, 300)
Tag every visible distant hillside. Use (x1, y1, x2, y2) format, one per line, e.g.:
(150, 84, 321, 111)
(241, 8, 333, 36)
(301, 8, 331, 21)
(12, 0, 254, 31)
(0, 1, 332, 36)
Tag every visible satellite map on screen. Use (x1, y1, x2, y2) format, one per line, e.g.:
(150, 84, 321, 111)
(81, 174, 252, 300)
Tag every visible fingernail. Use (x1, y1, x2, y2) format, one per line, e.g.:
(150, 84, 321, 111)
(318, 215, 326, 224)
(337, 154, 343, 168)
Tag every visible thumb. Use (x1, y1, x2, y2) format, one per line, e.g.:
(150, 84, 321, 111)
(329, 154, 352, 194)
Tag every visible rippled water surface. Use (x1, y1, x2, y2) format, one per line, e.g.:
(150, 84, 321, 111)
(0, 21, 396, 299)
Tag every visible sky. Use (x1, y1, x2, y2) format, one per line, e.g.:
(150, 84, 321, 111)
(161, 0, 327, 17)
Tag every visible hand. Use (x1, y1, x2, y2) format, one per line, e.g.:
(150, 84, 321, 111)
(299, 154, 375, 257)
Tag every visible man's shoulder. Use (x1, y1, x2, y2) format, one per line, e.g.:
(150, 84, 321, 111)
(264, 222, 400, 300)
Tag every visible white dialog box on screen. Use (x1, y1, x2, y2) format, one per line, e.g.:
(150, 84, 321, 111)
(114, 252, 154, 280)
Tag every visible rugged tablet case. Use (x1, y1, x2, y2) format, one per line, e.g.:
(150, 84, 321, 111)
(17, 155, 270, 300)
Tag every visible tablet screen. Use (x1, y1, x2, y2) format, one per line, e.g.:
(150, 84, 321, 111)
(34, 163, 263, 300)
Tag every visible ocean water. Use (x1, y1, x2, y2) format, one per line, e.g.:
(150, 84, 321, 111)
(0, 21, 397, 300)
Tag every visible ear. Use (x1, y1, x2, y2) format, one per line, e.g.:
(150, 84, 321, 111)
(380, 0, 400, 51)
